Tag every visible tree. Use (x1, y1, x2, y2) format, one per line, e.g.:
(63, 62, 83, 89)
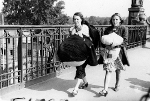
(2, 0, 69, 25)
(147, 16, 150, 23)
(122, 17, 128, 25)
(88, 16, 98, 25)
(103, 18, 110, 25)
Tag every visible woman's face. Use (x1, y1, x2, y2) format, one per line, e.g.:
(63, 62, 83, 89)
(112, 15, 121, 26)
(73, 15, 82, 27)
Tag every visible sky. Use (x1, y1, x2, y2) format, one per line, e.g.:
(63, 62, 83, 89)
(61, 0, 150, 17)
(0, 0, 149, 17)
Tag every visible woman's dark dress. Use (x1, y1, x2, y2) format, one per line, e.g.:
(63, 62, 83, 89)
(57, 24, 100, 79)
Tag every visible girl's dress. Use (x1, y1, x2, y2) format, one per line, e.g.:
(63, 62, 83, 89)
(100, 32, 124, 72)
(101, 48, 124, 72)
(98, 25, 130, 67)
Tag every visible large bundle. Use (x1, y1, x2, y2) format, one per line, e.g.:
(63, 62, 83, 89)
(101, 32, 123, 47)
(57, 35, 89, 66)
(101, 32, 123, 63)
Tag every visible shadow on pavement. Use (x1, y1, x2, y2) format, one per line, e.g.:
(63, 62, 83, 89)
(125, 78, 150, 92)
(26, 77, 102, 98)
(147, 37, 150, 42)
(26, 77, 75, 97)
(81, 85, 103, 97)
(142, 46, 150, 49)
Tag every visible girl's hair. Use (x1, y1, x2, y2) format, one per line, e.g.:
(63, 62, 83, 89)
(73, 12, 85, 24)
(109, 13, 124, 25)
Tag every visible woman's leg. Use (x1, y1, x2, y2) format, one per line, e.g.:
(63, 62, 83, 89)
(73, 74, 83, 95)
(78, 76, 88, 89)
(82, 76, 88, 84)
(73, 62, 87, 95)
(81, 62, 88, 84)
(78, 62, 89, 89)
(74, 78, 82, 90)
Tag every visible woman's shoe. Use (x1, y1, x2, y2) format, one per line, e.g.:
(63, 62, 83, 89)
(49, 98, 55, 101)
(99, 90, 108, 97)
(11, 97, 25, 101)
(72, 89, 78, 96)
(79, 82, 88, 89)
(114, 85, 120, 92)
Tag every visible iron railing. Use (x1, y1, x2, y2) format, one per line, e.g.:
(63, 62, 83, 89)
(0, 25, 147, 95)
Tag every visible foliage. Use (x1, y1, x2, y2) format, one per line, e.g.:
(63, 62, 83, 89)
(67, 16, 128, 25)
(88, 16, 98, 25)
(147, 16, 150, 23)
(2, 0, 69, 25)
(122, 17, 128, 25)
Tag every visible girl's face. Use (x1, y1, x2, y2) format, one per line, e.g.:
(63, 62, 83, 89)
(73, 15, 82, 27)
(112, 15, 121, 26)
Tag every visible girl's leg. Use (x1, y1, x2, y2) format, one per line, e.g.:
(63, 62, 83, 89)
(114, 69, 121, 91)
(99, 70, 111, 96)
(104, 71, 111, 91)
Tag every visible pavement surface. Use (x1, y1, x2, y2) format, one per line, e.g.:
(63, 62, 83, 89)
(1, 39, 150, 101)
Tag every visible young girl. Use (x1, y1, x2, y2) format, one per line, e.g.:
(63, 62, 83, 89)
(98, 13, 130, 97)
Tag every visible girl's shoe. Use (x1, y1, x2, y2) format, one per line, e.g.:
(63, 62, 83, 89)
(99, 90, 108, 97)
(72, 89, 78, 96)
(60, 99, 68, 101)
(114, 85, 120, 92)
(79, 82, 88, 89)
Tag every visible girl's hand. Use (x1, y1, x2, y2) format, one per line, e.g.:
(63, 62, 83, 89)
(105, 45, 112, 50)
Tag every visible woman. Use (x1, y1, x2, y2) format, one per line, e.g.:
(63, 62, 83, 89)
(98, 13, 130, 96)
(57, 12, 99, 96)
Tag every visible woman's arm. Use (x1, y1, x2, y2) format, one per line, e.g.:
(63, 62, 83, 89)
(81, 24, 90, 37)
(69, 27, 74, 36)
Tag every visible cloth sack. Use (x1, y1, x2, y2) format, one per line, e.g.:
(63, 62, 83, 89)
(57, 34, 98, 67)
(63, 60, 86, 67)
(57, 35, 89, 62)
(101, 32, 123, 47)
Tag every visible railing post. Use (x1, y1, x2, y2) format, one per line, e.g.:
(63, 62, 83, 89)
(56, 27, 61, 74)
(18, 29, 23, 82)
(142, 26, 147, 48)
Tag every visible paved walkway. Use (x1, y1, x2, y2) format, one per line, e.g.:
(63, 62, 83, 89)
(1, 40, 150, 101)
